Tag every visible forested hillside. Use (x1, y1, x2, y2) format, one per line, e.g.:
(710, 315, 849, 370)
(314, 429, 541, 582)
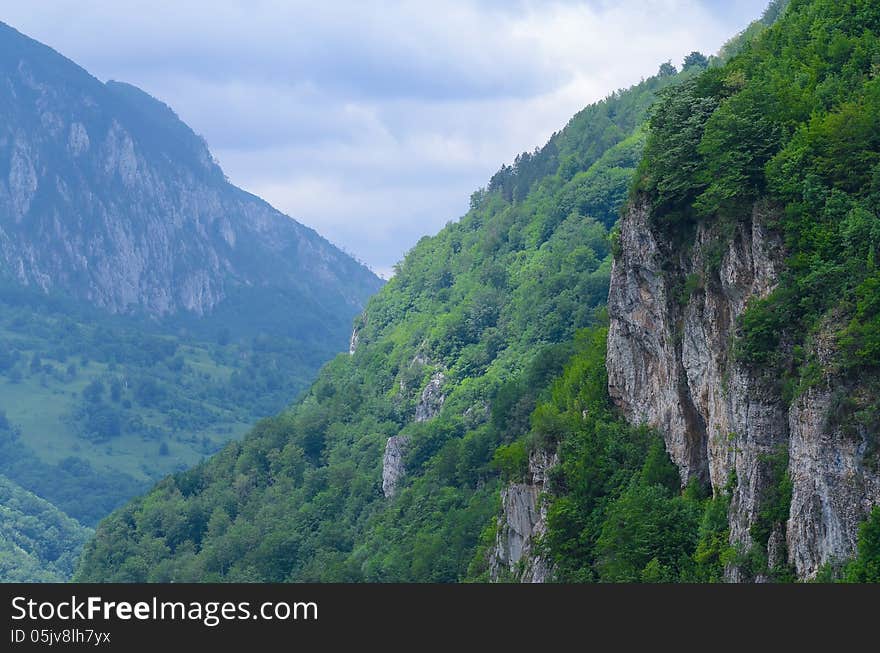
(78, 0, 880, 583)
(0, 475, 91, 582)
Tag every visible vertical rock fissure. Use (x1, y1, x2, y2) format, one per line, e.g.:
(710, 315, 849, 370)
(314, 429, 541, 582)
(677, 364, 711, 487)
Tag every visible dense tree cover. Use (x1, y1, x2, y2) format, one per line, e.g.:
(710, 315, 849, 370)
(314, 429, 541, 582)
(76, 62, 691, 582)
(715, 0, 792, 63)
(482, 67, 684, 209)
(843, 507, 880, 582)
(0, 475, 92, 582)
(639, 0, 880, 377)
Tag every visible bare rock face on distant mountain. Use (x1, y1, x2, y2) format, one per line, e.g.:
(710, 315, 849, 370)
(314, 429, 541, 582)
(0, 21, 382, 336)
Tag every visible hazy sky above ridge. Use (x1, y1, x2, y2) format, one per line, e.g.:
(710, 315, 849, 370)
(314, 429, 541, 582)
(0, 0, 771, 277)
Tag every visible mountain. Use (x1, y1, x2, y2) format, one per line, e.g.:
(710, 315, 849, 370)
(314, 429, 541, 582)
(78, 0, 880, 584)
(74, 52, 694, 581)
(0, 21, 381, 331)
(0, 22, 382, 581)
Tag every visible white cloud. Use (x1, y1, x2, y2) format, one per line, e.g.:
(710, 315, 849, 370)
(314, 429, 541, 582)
(0, 0, 767, 273)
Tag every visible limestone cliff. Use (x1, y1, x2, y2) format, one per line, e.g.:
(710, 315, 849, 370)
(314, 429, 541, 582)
(380, 370, 446, 498)
(489, 450, 556, 583)
(606, 199, 880, 579)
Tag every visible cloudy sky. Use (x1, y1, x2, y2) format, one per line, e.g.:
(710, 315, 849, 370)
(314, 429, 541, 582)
(1, 0, 770, 277)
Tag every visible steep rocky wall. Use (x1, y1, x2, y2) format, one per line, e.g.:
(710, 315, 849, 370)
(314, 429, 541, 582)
(414, 372, 446, 422)
(381, 370, 446, 498)
(382, 435, 409, 499)
(606, 200, 880, 579)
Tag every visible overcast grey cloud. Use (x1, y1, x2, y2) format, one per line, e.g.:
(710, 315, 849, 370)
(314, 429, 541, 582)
(0, 0, 771, 277)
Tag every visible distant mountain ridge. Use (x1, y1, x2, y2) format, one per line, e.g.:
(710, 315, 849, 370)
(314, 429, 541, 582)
(0, 21, 382, 330)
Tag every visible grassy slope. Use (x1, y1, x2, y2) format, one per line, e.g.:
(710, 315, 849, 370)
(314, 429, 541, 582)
(0, 291, 329, 513)
(0, 321, 251, 483)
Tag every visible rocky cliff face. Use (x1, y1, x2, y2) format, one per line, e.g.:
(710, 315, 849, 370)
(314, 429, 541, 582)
(488, 450, 556, 583)
(606, 200, 880, 579)
(0, 22, 381, 326)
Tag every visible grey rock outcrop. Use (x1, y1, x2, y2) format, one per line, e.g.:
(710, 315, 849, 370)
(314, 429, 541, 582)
(382, 435, 410, 498)
(414, 372, 445, 422)
(489, 450, 557, 583)
(607, 199, 880, 579)
(349, 326, 360, 355)
(787, 372, 880, 575)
